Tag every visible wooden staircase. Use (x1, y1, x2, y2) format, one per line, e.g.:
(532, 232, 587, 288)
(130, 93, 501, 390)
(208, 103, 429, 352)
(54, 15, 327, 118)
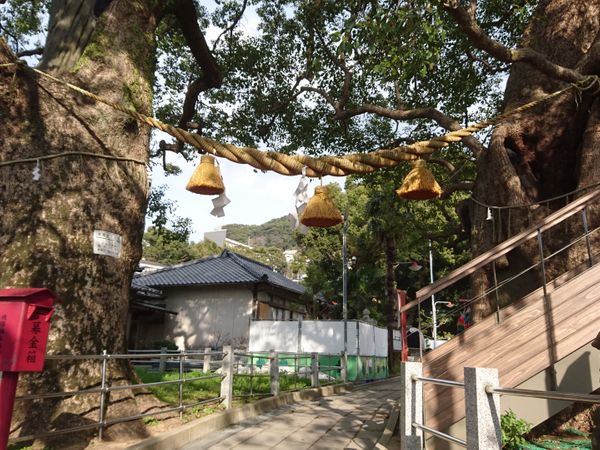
(422, 261, 600, 431)
(400, 188, 600, 435)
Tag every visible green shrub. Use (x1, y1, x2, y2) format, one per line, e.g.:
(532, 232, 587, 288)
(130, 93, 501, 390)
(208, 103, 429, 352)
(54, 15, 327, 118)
(501, 409, 531, 449)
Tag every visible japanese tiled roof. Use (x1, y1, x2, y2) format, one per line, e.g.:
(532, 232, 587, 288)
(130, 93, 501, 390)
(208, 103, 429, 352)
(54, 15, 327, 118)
(133, 250, 304, 295)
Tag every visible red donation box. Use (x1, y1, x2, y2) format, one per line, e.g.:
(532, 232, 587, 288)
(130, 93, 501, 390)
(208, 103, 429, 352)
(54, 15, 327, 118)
(0, 288, 55, 372)
(0, 288, 56, 450)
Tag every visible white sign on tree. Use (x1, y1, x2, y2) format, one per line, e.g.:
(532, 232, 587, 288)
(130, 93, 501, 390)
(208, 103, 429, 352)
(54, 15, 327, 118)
(93, 230, 122, 258)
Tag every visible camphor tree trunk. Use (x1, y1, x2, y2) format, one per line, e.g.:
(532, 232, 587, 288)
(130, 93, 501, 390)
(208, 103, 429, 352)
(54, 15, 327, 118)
(0, 0, 156, 445)
(470, 0, 600, 321)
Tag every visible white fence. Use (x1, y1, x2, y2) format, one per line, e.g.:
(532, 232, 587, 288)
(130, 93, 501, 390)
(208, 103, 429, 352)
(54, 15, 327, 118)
(248, 320, 388, 357)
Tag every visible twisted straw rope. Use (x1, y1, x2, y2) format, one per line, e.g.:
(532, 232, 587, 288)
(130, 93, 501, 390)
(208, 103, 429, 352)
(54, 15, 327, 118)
(2, 62, 598, 177)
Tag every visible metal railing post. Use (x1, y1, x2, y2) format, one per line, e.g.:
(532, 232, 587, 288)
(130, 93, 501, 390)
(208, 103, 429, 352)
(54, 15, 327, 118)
(220, 346, 234, 409)
(492, 261, 501, 323)
(311, 352, 319, 388)
(464, 367, 501, 450)
(582, 207, 594, 267)
(178, 350, 184, 419)
(203, 347, 212, 373)
(158, 347, 167, 373)
(537, 230, 549, 299)
(270, 350, 279, 396)
(537, 228, 558, 390)
(341, 351, 348, 383)
(98, 350, 108, 441)
(400, 361, 423, 450)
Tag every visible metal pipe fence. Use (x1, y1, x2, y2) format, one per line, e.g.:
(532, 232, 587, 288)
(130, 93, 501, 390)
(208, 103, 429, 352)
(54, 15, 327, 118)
(401, 361, 600, 450)
(7, 347, 349, 445)
(10, 349, 226, 444)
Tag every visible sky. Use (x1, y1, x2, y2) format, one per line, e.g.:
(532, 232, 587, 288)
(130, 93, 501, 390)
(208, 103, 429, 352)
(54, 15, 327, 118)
(152, 143, 344, 242)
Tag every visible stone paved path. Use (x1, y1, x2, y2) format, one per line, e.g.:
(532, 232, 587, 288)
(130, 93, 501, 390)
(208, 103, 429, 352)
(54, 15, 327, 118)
(180, 380, 401, 450)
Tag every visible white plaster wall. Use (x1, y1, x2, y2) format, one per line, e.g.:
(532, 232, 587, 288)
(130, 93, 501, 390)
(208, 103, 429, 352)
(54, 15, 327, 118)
(163, 286, 254, 350)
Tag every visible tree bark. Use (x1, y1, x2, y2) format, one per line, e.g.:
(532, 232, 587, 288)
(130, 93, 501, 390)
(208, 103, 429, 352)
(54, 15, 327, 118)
(0, 0, 156, 445)
(470, 0, 600, 321)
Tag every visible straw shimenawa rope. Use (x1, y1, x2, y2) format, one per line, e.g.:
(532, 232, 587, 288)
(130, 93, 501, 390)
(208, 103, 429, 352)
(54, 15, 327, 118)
(2, 62, 598, 177)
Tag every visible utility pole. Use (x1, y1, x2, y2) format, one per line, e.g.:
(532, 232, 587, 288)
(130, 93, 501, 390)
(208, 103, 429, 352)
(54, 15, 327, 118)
(342, 208, 348, 356)
(429, 240, 437, 347)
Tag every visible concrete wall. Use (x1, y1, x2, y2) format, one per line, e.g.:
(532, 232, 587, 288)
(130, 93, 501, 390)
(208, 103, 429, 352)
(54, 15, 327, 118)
(427, 343, 600, 449)
(163, 286, 254, 350)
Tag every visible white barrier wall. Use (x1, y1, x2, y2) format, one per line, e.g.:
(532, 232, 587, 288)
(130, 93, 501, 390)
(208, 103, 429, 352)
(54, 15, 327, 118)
(374, 326, 388, 357)
(248, 320, 299, 353)
(248, 320, 388, 356)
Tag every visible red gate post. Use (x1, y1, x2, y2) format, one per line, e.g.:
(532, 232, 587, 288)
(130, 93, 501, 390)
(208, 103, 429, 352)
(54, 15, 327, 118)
(0, 288, 56, 450)
(397, 289, 408, 362)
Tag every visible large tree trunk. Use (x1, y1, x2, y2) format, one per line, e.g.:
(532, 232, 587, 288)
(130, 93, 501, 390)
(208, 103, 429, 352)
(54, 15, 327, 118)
(470, 0, 600, 321)
(0, 0, 156, 445)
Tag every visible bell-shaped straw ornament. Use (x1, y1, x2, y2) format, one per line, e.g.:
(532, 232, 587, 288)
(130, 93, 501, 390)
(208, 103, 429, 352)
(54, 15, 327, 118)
(396, 159, 442, 200)
(300, 186, 343, 228)
(186, 154, 225, 195)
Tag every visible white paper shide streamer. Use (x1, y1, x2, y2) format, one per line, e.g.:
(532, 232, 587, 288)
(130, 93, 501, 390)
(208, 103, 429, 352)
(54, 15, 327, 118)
(288, 168, 309, 234)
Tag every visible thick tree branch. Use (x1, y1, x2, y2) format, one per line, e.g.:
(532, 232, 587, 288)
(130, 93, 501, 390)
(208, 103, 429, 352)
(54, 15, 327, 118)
(299, 86, 337, 109)
(467, 0, 477, 17)
(337, 103, 485, 156)
(429, 157, 455, 173)
(442, 0, 586, 84)
(300, 86, 485, 156)
(171, 0, 222, 150)
(17, 47, 44, 57)
(440, 181, 474, 199)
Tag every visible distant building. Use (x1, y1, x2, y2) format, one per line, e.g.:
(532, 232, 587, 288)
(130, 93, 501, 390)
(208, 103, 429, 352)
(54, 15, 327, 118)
(131, 250, 305, 349)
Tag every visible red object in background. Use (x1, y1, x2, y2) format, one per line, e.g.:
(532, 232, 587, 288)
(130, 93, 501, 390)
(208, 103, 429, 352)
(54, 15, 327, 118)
(397, 289, 408, 362)
(0, 288, 56, 450)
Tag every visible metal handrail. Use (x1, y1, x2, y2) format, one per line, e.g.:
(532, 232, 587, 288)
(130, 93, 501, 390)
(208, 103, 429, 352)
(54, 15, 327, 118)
(108, 373, 222, 392)
(402, 187, 600, 313)
(415, 376, 465, 388)
(233, 352, 270, 358)
(488, 386, 600, 404)
(11, 397, 225, 444)
(16, 386, 103, 401)
(10, 349, 350, 445)
(412, 422, 467, 447)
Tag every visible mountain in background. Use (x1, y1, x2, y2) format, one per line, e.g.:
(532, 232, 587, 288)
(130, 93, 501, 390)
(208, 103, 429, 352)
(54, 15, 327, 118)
(224, 216, 296, 249)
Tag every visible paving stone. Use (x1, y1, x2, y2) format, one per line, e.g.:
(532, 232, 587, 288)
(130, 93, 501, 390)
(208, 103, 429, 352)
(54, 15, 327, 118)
(271, 441, 310, 450)
(172, 380, 404, 450)
(350, 430, 381, 450)
(309, 435, 353, 450)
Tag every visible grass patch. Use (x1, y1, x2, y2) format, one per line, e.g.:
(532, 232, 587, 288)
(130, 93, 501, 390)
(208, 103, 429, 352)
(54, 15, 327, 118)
(135, 367, 314, 405)
(135, 368, 221, 404)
